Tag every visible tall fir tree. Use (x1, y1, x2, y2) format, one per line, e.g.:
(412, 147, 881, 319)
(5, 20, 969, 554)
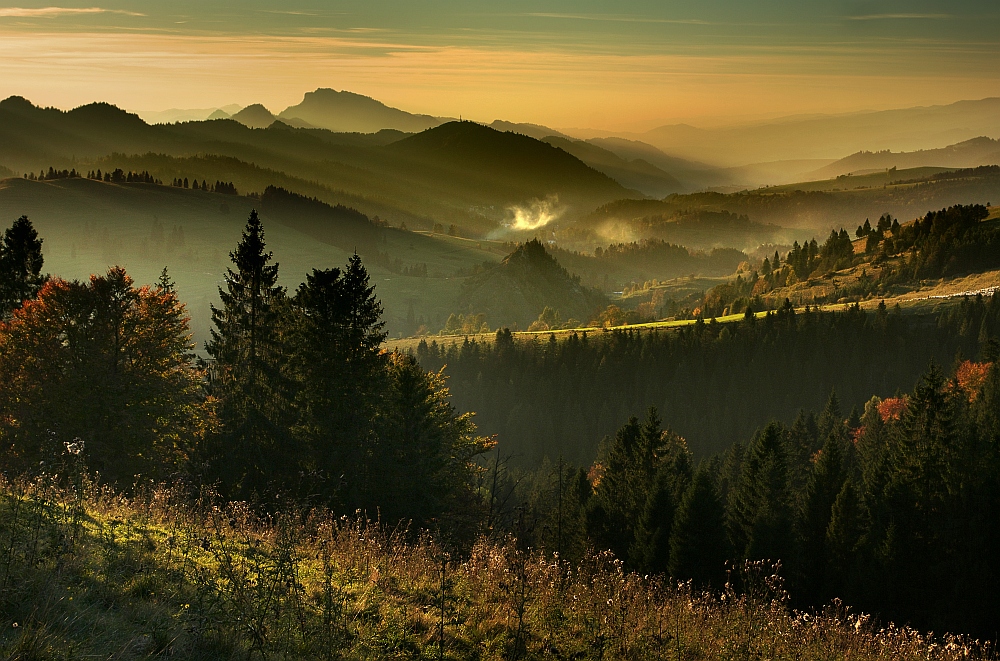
(824, 477, 861, 599)
(728, 421, 794, 563)
(587, 408, 664, 564)
(290, 258, 386, 507)
(631, 430, 692, 573)
(206, 210, 290, 498)
(376, 352, 491, 527)
(669, 465, 729, 586)
(797, 432, 849, 603)
(0, 215, 45, 316)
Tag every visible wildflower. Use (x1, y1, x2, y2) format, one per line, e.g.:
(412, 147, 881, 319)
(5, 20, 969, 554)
(64, 438, 85, 455)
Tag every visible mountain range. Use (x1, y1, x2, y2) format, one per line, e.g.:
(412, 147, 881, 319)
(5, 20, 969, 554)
(807, 137, 1000, 180)
(122, 89, 1000, 196)
(0, 96, 637, 235)
(569, 98, 1000, 168)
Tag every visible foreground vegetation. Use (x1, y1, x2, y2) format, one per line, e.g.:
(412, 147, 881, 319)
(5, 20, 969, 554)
(4, 210, 1000, 650)
(0, 476, 989, 660)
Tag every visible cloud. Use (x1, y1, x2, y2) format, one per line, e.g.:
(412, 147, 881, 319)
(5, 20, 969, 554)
(0, 7, 144, 18)
(523, 13, 710, 25)
(845, 14, 951, 21)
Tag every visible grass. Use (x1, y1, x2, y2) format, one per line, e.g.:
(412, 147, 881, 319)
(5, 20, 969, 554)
(0, 473, 987, 660)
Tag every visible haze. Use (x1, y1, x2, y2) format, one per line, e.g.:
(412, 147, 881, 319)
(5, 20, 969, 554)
(0, 0, 997, 131)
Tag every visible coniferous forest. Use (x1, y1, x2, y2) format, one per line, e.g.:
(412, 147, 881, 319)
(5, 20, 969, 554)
(2, 208, 1000, 657)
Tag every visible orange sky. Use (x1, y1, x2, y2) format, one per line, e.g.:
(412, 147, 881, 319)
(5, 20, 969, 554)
(0, 3, 997, 130)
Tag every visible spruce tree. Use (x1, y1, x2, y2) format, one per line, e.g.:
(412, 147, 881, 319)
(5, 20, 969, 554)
(290, 257, 386, 507)
(377, 352, 490, 527)
(824, 477, 861, 597)
(206, 210, 289, 497)
(728, 422, 794, 563)
(0, 215, 45, 316)
(797, 432, 848, 603)
(817, 390, 844, 443)
(588, 408, 664, 563)
(632, 430, 692, 572)
(669, 466, 729, 586)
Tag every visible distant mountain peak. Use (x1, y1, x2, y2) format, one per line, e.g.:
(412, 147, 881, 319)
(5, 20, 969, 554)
(230, 103, 276, 129)
(302, 88, 383, 105)
(279, 88, 444, 134)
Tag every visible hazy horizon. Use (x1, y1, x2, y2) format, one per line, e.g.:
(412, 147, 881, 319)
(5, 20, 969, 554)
(0, 1, 997, 132)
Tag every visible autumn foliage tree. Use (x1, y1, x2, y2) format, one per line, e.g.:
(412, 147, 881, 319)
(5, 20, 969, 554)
(0, 267, 207, 481)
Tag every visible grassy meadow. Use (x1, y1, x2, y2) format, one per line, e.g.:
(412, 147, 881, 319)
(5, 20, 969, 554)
(1, 474, 986, 661)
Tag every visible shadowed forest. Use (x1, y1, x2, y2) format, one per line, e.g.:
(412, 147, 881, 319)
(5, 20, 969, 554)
(2, 202, 1000, 658)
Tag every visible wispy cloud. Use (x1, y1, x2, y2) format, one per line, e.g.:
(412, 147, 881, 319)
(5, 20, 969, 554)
(846, 14, 951, 21)
(523, 13, 710, 25)
(0, 7, 144, 18)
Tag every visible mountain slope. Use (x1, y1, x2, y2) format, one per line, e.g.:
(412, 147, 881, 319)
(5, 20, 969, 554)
(279, 88, 444, 133)
(578, 166, 1000, 237)
(541, 136, 684, 197)
(488, 120, 572, 141)
(0, 97, 640, 237)
(807, 137, 1000, 180)
(0, 96, 177, 164)
(638, 98, 1000, 166)
(459, 239, 607, 328)
(386, 121, 634, 205)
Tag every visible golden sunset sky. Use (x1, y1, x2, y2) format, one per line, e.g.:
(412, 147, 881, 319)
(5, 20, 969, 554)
(0, 1, 997, 130)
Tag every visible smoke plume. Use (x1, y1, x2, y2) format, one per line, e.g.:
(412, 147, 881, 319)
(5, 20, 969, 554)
(507, 196, 564, 231)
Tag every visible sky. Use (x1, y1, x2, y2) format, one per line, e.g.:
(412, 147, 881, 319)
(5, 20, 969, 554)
(0, 1, 997, 131)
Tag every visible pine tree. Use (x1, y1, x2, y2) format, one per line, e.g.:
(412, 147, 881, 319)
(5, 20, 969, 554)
(797, 432, 848, 603)
(729, 422, 794, 563)
(632, 429, 692, 572)
(587, 408, 664, 563)
(290, 257, 386, 506)
(206, 210, 290, 497)
(669, 466, 729, 586)
(0, 215, 45, 316)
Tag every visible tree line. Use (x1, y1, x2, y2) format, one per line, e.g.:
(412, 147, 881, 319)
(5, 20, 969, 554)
(695, 204, 996, 318)
(415, 296, 996, 465)
(499, 347, 1000, 638)
(0, 212, 490, 532)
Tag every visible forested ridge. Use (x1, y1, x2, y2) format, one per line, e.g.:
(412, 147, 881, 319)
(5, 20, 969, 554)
(2, 209, 1000, 656)
(416, 297, 995, 462)
(691, 204, 1000, 318)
